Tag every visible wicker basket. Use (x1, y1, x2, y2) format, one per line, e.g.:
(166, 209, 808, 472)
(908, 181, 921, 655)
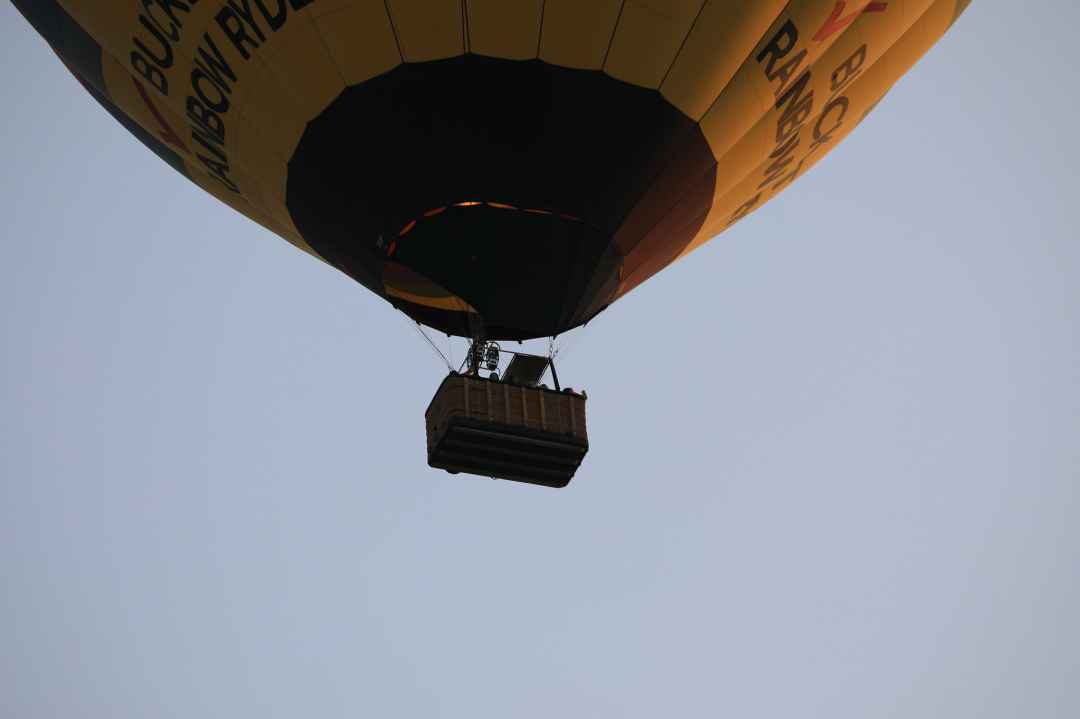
(425, 373, 588, 488)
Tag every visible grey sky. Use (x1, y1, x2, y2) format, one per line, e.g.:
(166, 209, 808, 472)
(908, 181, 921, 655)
(2, 3, 1078, 717)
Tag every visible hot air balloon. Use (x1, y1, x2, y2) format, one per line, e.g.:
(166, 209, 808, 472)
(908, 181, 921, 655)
(14, 0, 971, 487)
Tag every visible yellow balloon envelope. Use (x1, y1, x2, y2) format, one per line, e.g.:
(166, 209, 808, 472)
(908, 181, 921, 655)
(15, 0, 971, 339)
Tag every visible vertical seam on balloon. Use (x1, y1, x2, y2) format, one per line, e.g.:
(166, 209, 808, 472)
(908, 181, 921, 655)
(250, 48, 320, 156)
(382, 0, 406, 63)
(302, 12, 348, 89)
(535, 0, 547, 59)
(600, 0, 628, 70)
(657, 0, 709, 90)
(694, 5, 787, 123)
(599, 0, 712, 274)
(462, 0, 471, 54)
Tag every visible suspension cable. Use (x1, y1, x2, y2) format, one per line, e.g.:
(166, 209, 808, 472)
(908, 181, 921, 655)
(400, 311, 453, 371)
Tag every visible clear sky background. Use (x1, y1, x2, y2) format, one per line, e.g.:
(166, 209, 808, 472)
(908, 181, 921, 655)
(3, 3, 1078, 717)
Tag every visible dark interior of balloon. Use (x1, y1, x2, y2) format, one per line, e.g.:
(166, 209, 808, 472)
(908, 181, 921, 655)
(287, 55, 716, 340)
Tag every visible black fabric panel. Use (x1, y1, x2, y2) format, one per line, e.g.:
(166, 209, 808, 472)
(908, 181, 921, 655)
(12, 0, 106, 94)
(287, 56, 715, 339)
(391, 205, 618, 340)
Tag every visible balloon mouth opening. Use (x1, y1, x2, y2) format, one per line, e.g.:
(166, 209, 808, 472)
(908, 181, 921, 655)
(393, 201, 586, 248)
(381, 203, 621, 340)
(286, 54, 717, 339)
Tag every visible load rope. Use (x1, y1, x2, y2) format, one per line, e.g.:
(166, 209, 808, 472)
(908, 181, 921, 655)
(400, 311, 453, 371)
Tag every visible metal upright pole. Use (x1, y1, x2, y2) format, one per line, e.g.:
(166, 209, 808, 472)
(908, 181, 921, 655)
(466, 314, 485, 376)
(548, 358, 562, 391)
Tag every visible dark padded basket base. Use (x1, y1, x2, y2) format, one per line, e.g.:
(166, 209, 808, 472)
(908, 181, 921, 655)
(428, 417, 588, 488)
